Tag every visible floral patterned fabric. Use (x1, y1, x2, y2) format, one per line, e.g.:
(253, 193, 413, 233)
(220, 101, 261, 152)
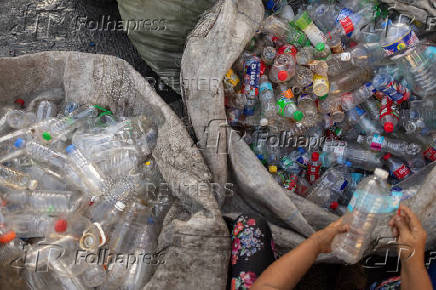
(229, 215, 277, 290)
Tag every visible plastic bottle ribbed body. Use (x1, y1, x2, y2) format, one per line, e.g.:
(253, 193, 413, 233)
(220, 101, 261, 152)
(25, 141, 66, 170)
(0, 164, 38, 190)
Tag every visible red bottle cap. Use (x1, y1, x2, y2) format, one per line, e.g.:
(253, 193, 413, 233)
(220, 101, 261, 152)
(329, 201, 339, 210)
(54, 219, 68, 233)
(0, 230, 16, 244)
(383, 153, 392, 160)
(272, 36, 279, 43)
(15, 99, 25, 107)
(384, 122, 394, 133)
(311, 152, 319, 162)
(278, 71, 288, 81)
(260, 61, 267, 76)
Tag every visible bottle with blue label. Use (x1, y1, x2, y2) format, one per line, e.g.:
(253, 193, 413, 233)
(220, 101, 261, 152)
(341, 82, 376, 111)
(243, 56, 261, 116)
(332, 168, 393, 264)
(345, 105, 382, 135)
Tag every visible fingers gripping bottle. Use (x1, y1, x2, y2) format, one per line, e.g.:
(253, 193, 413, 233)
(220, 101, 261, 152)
(332, 168, 391, 264)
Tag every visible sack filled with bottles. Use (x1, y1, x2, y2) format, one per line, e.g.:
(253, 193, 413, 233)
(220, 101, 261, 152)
(0, 51, 230, 289)
(182, 0, 436, 262)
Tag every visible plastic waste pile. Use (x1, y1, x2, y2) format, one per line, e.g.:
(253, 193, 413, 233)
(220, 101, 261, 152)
(224, 0, 436, 263)
(0, 97, 170, 288)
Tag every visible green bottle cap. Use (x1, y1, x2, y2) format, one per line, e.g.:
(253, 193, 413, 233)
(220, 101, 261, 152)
(42, 132, 52, 141)
(319, 94, 328, 100)
(335, 127, 342, 136)
(293, 111, 304, 122)
(294, 11, 312, 30)
(315, 43, 325, 51)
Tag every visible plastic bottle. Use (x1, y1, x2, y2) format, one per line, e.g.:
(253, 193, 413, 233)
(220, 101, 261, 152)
(338, 43, 391, 68)
(36, 100, 58, 121)
(5, 214, 66, 238)
(276, 96, 303, 122)
(308, 60, 328, 76)
(6, 110, 36, 129)
(287, 22, 311, 48)
(372, 73, 410, 105)
(379, 95, 399, 133)
(306, 152, 321, 184)
(262, 46, 277, 65)
(14, 138, 66, 170)
(243, 55, 261, 116)
(0, 222, 25, 266)
(313, 43, 331, 60)
(356, 134, 421, 157)
(329, 66, 373, 95)
(306, 162, 351, 209)
(280, 150, 303, 174)
(313, 74, 330, 97)
(65, 145, 110, 197)
(0, 164, 38, 190)
(322, 139, 383, 171)
(3, 190, 81, 215)
(269, 54, 296, 83)
(294, 65, 314, 88)
(295, 46, 314, 65)
(362, 97, 380, 121)
(259, 76, 277, 127)
(340, 82, 376, 111)
(346, 105, 382, 135)
(298, 93, 319, 127)
(383, 153, 412, 181)
(318, 94, 345, 123)
(332, 168, 391, 264)
(380, 21, 419, 56)
(294, 11, 326, 46)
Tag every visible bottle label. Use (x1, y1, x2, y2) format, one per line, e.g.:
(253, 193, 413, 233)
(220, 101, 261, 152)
(424, 146, 436, 161)
(244, 57, 261, 99)
(313, 74, 329, 95)
(380, 97, 399, 120)
(370, 134, 384, 151)
(225, 69, 240, 88)
(260, 82, 273, 93)
(336, 8, 355, 37)
(347, 190, 402, 213)
(392, 164, 411, 180)
(382, 30, 419, 56)
(379, 80, 410, 103)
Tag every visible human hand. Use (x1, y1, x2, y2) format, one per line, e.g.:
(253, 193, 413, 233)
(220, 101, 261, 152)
(309, 217, 349, 254)
(388, 205, 427, 265)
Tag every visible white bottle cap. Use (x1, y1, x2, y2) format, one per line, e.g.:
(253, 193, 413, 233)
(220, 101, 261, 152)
(260, 118, 268, 127)
(374, 168, 389, 179)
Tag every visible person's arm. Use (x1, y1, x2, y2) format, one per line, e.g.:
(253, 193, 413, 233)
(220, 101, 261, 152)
(251, 218, 348, 290)
(389, 205, 432, 290)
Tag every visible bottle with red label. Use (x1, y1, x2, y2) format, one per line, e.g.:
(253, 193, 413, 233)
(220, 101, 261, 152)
(423, 138, 436, 162)
(379, 95, 399, 133)
(383, 153, 411, 181)
(372, 73, 410, 105)
(306, 152, 322, 184)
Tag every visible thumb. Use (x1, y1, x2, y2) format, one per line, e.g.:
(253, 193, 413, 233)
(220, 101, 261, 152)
(393, 215, 410, 235)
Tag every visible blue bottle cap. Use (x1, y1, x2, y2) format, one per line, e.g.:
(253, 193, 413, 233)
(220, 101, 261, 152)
(391, 185, 402, 192)
(345, 161, 352, 167)
(66, 145, 76, 154)
(351, 173, 363, 183)
(340, 180, 348, 190)
(354, 106, 365, 117)
(14, 138, 25, 148)
(297, 147, 305, 154)
(256, 154, 264, 161)
(266, 0, 275, 10)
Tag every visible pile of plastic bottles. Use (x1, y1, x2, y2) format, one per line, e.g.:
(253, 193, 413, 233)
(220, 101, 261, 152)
(0, 95, 170, 288)
(224, 0, 436, 263)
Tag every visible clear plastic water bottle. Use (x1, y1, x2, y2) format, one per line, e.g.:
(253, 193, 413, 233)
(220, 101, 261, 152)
(306, 152, 322, 184)
(356, 134, 421, 157)
(346, 105, 382, 135)
(298, 93, 319, 127)
(6, 110, 36, 129)
(36, 100, 58, 121)
(339, 42, 391, 68)
(341, 82, 376, 111)
(362, 97, 380, 121)
(0, 164, 38, 190)
(5, 213, 66, 238)
(262, 46, 277, 65)
(332, 168, 391, 264)
(243, 55, 261, 116)
(294, 65, 314, 88)
(372, 73, 410, 105)
(14, 138, 66, 170)
(65, 145, 110, 197)
(276, 96, 304, 122)
(329, 66, 373, 95)
(295, 46, 314, 65)
(379, 95, 400, 133)
(287, 22, 311, 48)
(259, 75, 277, 127)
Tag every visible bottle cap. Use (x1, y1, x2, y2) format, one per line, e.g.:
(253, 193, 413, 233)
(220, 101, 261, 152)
(268, 165, 278, 173)
(115, 201, 126, 211)
(54, 219, 68, 233)
(334, 127, 342, 136)
(315, 43, 325, 51)
(266, 0, 275, 10)
(345, 161, 352, 167)
(383, 153, 392, 160)
(293, 111, 304, 122)
(42, 132, 52, 141)
(256, 154, 264, 161)
(319, 94, 328, 100)
(15, 99, 25, 107)
(374, 168, 389, 179)
(13, 138, 25, 148)
(294, 11, 312, 30)
(65, 145, 76, 154)
(297, 147, 305, 154)
(329, 201, 339, 210)
(278, 71, 289, 81)
(260, 118, 268, 127)
(384, 122, 394, 133)
(311, 152, 319, 162)
(392, 185, 402, 192)
(0, 230, 16, 244)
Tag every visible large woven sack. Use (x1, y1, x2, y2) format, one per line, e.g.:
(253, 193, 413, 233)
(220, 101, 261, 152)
(181, 0, 436, 257)
(117, 0, 217, 93)
(0, 51, 230, 290)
